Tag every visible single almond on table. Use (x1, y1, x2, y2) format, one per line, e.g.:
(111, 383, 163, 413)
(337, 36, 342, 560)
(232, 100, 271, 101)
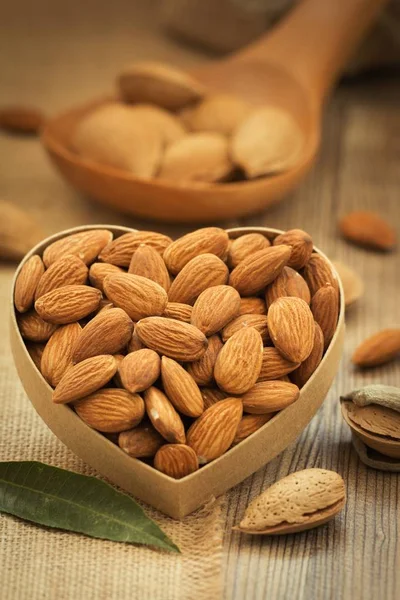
(163, 227, 229, 274)
(144, 386, 186, 444)
(268, 297, 315, 363)
(43, 229, 112, 267)
(352, 328, 400, 368)
(238, 297, 267, 316)
(168, 253, 229, 305)
(201, 387, 228, 410)
(161, 356, 204, 417)
(181, 93, 251, 136)
(41, 323, 82, 387)
(103, 273, 168, 321)
(339, 211, 396, 251)
(301, 254, 339, 298)
(72, 308, 133, 363)
(35, 255, 89, 300)
(52, 355, 117, 404)
(257, 347, 299, 382)
(221, 314, 270, 344)
(136, 317, 208, 362)
(242, 381, 300, 414)
(236, 469, 345, 535)
(163, 302, 193, 323)
(290, 322, 324, 388)
(89, 262, 123, 293)
(191, 285, 241, 335)
(228, 233, 271, 268)
(119, 349, 161, 393)
(14, 255, 45, 313)
(233, 414, 274, 445)
(229, 246, 291, 296)
(154, 444, 199, 479)
(17, 310, 58, 342)
(187, 398, 243, 464)
(273, 229, 313, 270)
(214, 328, 263, 394)
(187, 334, 223, 386)
(35, 284, 102, 324)
(99, 231, 172, 266)
(331, 260, 363, 308)
(26, 342, 45, 371)
(265, 266, 311, 307)
(345, 402, 400, 440)
(119, 423, 165, 458)
(311, 284, 339, 350)
(0, 105, 45, 134)
(128, 244, 171, 291)
(0, 200, 43, 261)
(74, 388, 145, 433)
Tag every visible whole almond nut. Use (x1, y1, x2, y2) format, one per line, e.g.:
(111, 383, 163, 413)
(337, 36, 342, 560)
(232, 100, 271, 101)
(181, 94, 251, 136)
(103, 273, 168, 321)
(26, 342, 45, 371)
(74, 388, 145, 433)
(201, 387, 228, 410)
(72, 308, 134, 363)
(214, 328, 263, 394)
(14, 255, 45, 312)
(311, 284, 339, 350)
(221, 314, 270, 344)
(43, 229, 113, 267)
(119, 423, 164, 458)
(136, 317, 208, 362)
(168, 254, 229, 305)
(187, 334, 223, 386)
(345, 402, 400, 440)
(127, 327, 144, 353)
(331, 260, 364, 308)
(0, 200, 43, 261)
(229, 246, 291, 296)
(237, 469, 345, 535)
(265, 266, 310, 307)
(154, 444, 199, 479)
(352, 328, 400, 368)
(239, 297, 267, 316)
(52, 355, 117, 404)
(163, 227, 229, 274)
(0, 105, 45, 134)
(163, 302, 193, 322)
(41, 322, 82, 386)
(161, 356, 204, 417)
(228, 233, 271, 268)
(35, 285, 102, 324)
(339, 211, 396, 251)
(233, 414, 274, 445)
(191, 285, 241, 335)
(242, 381, 300, 414)
(144, 386, 186, 444)
(119, 349, 161, 393)
(187, 397, 243, 464)
(267, 297, 314, 363)
(35, 255, 89, 300)
(301, 254, 339, 298)
(257, 347, 299, 382)
(291, 322, 324, 388)
(128, 244, 170, 291)
(89, 262, 123, 293)
(273, 229, 313, 270)
(99, 231, 172, 266)
(17, 310, 58, 342)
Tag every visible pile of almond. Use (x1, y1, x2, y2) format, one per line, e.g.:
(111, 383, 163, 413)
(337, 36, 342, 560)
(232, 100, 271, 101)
(71, 61, 304, 184)
(15, 226, 339, 479)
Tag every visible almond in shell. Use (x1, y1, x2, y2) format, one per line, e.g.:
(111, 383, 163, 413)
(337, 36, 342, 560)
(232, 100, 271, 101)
(35, 284, 102, 324)
(43, 229, 112, 267)
(267, 297, 314, 363)
(135, 317, 208, 362)
(214, 328, 263, 394)
(221, 314, 270, 344)
(168, 253, 229, 305)
(74, 388, 145, 433)
(119, 349, 161, 393)
(52, 355, 117, 404)
(187, 334, 223, 386)
(191, 285, 241, 335)
(41, 322, 82, 386)
(229, 246, 291, 296)
(17, 310, 58, 342)
(128, 244, 171, 291)
(265, 266, 310, 307)
(161, 356, 204, 417)
(163, 227, 229, 274)
(99, 231, 172, 266)
(154, 444, 199, 479)
(242, 381, 300, 414)
(35, 255, 89, 300)
(352, 328, 400, 368)
(144, 386, 186, 444)
(311, 283, 339, 350)
(103, 273, 168, 321)
(14, 255, 45, 312)
(119, 423, 165, 458)
(273, 229, 313, 270)
(228, 233, 271, 268)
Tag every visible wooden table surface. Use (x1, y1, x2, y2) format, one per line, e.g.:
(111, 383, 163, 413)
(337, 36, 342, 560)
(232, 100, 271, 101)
(1, 2, 399, 599)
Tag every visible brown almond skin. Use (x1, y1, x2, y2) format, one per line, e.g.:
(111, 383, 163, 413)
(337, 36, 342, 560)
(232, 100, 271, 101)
(301, 254, 339, 298)
(228, 233, 271, 268)
(311, 284, 339, 350)
(273, 229, 313, 270)
(119, 424, 164, 458)
(191, 285, 241, 336)
(72, 308, 133, 363)
(187, 398, 243, 464)
(229, 246, 291, 296)
(99, 231, 172, 266)
(127, 327, 144, 353)
(242, 381, 300, 414)
(339, 211, 396, 251)
(168, 253, 229, 305)
(43, 229, 113, 267)
(265, 266, 311, 307)
(201, 387, 228, 409)
(187, 334, 223, 386)
(291, 322, 324, 388)
(17, 310, 58, 342)
(119, 349, 161, 393)
(257, 347, 299, 382)
(52, 355, 117, 404)
(154, 444, 199, 479)
(14, 255, 45, 312)
(233, 414, 274, 445)
(74, 388, 145, 433)
(221, 314, 270, 344)
(135, 317, 208, 362)
(161, 356, 204, 417)
(214, 328, 263, 394)
(239, 297, 267, 316)
(352, 328, 400, 368)
(0, 106, 45, 134)
(26, 342, 46, 371)
(163, 302, 193, 323)
(35, 255, 89, 300)
(89, 262, 123, 293)
(103, 273, 168, 321)
(267, 297, 314, 363)
(41, 323, 82, 387)
(144, 386, 186, 444)
(128, 244, 170, 291)
(35, 285, 102, 324)
(163, 227, 229, 274)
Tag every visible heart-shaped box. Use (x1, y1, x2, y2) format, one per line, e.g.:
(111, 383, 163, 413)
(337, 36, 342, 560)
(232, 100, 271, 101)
(10, 225, 345, 519)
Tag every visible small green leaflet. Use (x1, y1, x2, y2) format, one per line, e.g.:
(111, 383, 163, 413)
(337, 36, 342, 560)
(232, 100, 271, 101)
(0, 461, 179, 552)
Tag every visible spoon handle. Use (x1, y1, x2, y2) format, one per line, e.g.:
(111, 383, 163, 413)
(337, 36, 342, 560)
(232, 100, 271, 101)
(237, 0, 389, 103)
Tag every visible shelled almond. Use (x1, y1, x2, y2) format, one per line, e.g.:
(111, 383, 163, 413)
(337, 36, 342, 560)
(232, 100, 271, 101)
(15, 226, 340, 478)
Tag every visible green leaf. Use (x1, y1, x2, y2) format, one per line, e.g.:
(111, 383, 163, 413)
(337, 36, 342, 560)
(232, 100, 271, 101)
(0, 461, 179, 552)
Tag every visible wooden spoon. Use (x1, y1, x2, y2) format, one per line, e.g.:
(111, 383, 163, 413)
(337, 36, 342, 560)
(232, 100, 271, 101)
(42, 0, 387, 223)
